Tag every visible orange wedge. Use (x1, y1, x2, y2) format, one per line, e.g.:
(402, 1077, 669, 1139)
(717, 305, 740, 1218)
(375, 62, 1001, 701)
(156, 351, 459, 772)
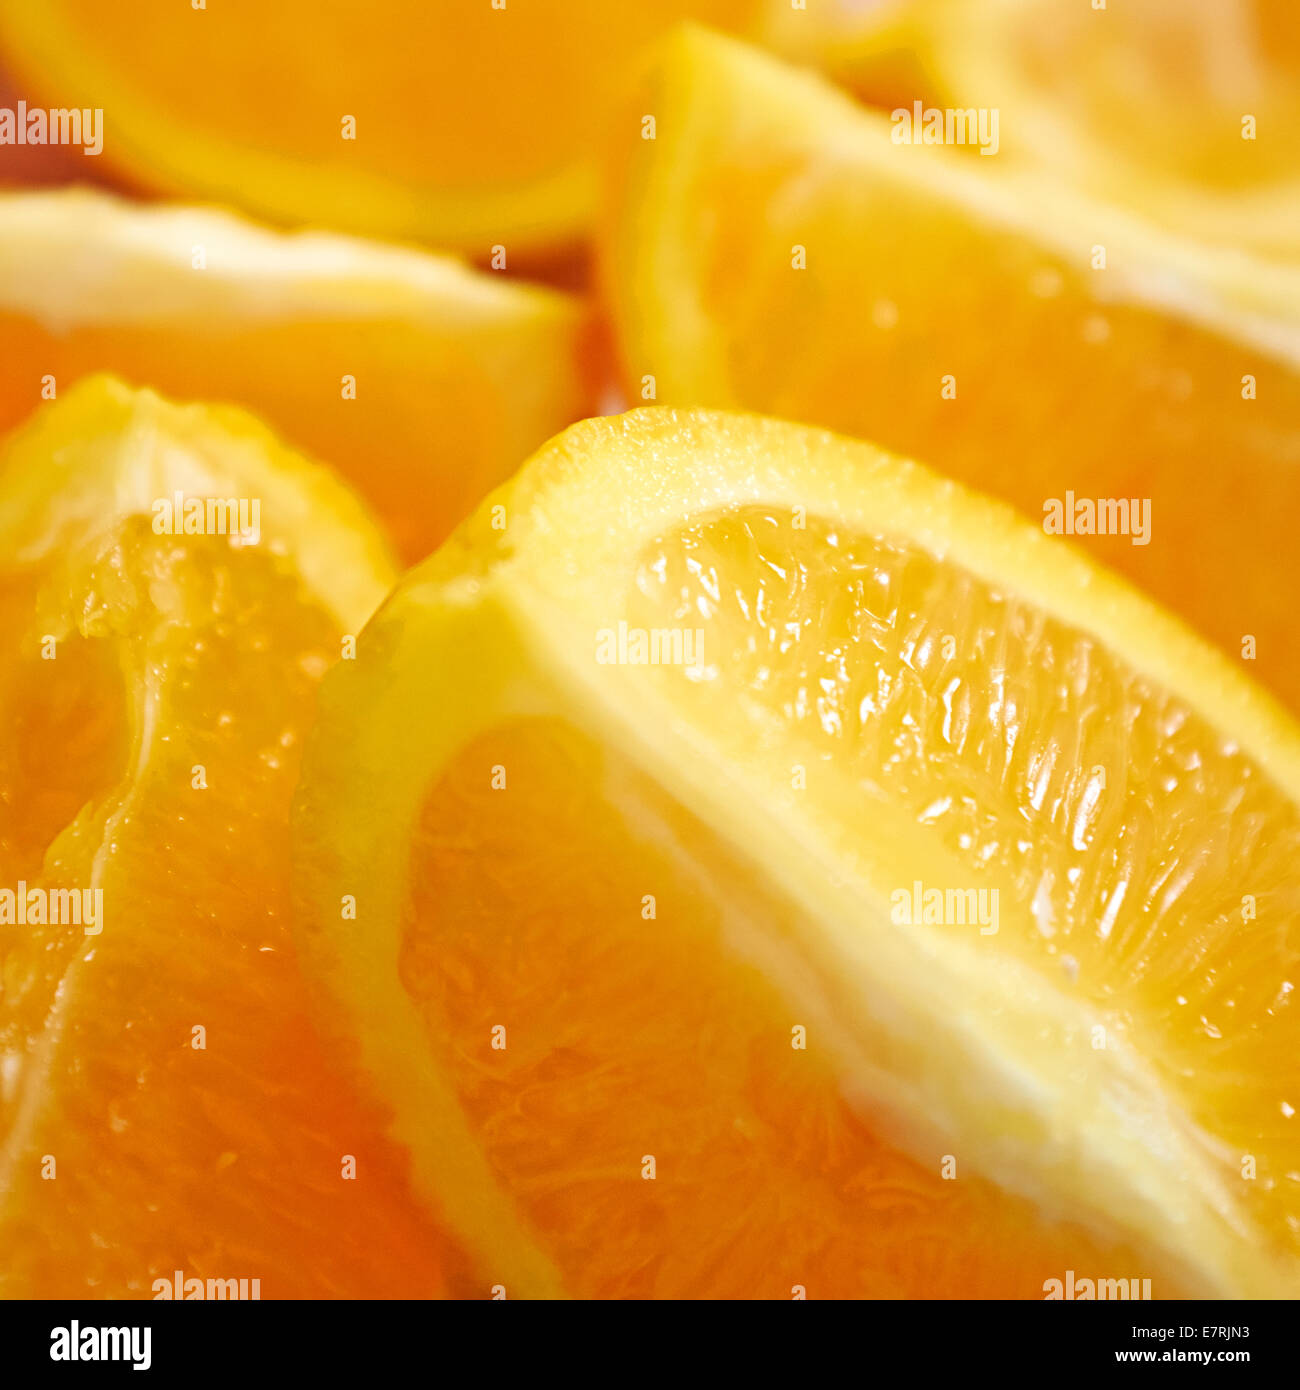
(0, 376, 458, 1297)
(0, 0, 822, 255)
(895, 0, 1300, 258)
(293, 408, 1300, 1299)
(601, 28, 1300, 714)
(0, 188, 596, 564)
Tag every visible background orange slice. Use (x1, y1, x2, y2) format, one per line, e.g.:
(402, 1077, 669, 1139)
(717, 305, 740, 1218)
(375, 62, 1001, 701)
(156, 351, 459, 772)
(901, 0, 1300, 259)
(0, 188, 597, 565)
(0, 0, 818, 256)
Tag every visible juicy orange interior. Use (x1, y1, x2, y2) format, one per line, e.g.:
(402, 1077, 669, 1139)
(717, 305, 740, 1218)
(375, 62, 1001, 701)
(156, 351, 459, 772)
(680, 147, 1300, 709)
(0, 583, 128, 879)
(405, 715, 1168, 1299)
(0, 519, 454, 1296)
(634, 510, 1300, 1257)
(401, 506, 1299, 1295)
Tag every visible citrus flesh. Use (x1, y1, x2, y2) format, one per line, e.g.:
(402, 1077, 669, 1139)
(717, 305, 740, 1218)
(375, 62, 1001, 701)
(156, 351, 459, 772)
(901, 0, 1300, 257)
(600, 28, 1300, 715)
(0, 377, 458, 1297)
(0, 189, 596, 564)
(293, 409, 1300, 1299)
(0, 0, 778, 254)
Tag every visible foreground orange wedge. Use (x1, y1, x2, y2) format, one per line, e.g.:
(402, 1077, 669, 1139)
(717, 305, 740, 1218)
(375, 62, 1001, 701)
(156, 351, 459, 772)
(0, 376, 457, 1297)
(602, 28, 1300, 714)
(0, 189, 596, 564)
(294, 409, 1300, 1299)
(0, 0, 816, 255)
(897, 0, 1300, 258)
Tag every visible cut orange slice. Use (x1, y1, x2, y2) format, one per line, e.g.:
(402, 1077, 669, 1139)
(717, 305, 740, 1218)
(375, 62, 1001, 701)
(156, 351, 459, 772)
(898, 0, 1300, 259)
(600, 28, 1300, 714)
(293, 409, 1300, 1299)
(0, 0, 815, 255)
(0, 188, 596, 564)
(0, 376, 459, 1297)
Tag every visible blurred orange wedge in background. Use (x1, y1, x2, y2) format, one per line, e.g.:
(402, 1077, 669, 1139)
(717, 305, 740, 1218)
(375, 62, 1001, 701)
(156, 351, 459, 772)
(0, 376, 458, 1297)
(602, 29, 1300, 714)
(294, 410, 1300, 1299)
(0, 189, 597, 565)
(893, 0, 1300, 258)
(0, 0, 870, 256)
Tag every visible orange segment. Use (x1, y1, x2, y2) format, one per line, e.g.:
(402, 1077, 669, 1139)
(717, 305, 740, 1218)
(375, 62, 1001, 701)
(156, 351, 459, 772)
(600, 28, 1300, 713)
(902, 0, 1300, 257)
(402, 719, 1174, 1299)
(0, 377, 456, 1297)
(0, 188, 597, 564)
(0, 0, 803, 253)
(293, 409, 1300, 1299)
